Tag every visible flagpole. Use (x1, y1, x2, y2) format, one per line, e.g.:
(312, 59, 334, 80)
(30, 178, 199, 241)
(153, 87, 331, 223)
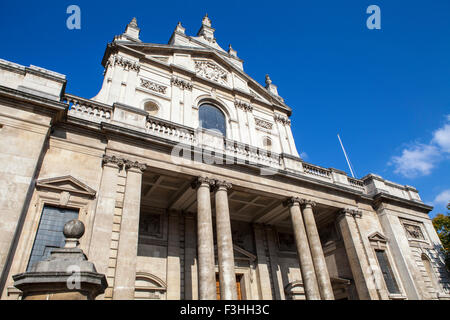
(337, 134, 355, 178)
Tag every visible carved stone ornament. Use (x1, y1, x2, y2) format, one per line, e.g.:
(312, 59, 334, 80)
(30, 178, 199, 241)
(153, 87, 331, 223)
(194, 60, 228, 85)
(234, 99, 253, 112)
(403, 223, 425, 240)
(340, 208, 363, 218)
(283, 197, 316, 208)
(125, 160, 147, 172)
(274, 113, 291, 126)
(191, 176, 215, 189)
(214, 180, 232, 191)
(106, 54, 140, 72)
(102, 154, 125, 168)
(140, 78, 167, 94)
(171, 76, 193, 91)
(255, 118, 273, 130)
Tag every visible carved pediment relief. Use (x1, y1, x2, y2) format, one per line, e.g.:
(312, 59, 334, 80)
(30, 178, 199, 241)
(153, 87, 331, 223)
(194, 59, 228, 85)
(36, 176, 96, 198)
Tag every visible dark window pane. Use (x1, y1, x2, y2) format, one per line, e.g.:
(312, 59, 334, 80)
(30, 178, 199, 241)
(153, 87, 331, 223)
(199, 104, 226, 136)
(375, 250, 400, 294)
(27, 205, 79, 271)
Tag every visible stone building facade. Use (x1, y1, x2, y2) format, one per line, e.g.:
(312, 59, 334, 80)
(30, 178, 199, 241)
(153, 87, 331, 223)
(0, 15, 449, 300)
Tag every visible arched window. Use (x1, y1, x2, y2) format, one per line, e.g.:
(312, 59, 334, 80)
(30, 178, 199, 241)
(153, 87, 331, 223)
(199, 103, 226, 136)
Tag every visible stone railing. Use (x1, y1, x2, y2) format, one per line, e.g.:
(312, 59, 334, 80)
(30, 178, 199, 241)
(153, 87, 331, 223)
(63, 94, 113, 123)
(224, 139, 282, 169)
(146, 115, 196, 145)
(302, 163, 332, 180)
(61, 94, 425, 201)
(348, 177, 365, 190)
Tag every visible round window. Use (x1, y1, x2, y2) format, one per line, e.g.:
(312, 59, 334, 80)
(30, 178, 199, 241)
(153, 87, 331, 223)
(144, 101, 159, 116)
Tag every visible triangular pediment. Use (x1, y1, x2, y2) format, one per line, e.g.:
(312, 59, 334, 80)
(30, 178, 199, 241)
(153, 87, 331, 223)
(368, 231, 388, 243)
(213, 244, 256, 262)
(36, 175, 96, 197)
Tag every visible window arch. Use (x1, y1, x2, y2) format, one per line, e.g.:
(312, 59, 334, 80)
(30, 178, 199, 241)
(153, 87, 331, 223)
(198, 103, 226, 136)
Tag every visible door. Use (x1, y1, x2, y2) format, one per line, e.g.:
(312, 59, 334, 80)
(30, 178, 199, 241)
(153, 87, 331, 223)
(216, 274, 243, 300)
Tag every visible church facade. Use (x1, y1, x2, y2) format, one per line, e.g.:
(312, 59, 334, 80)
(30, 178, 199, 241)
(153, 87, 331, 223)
(0, 15, 449, 300)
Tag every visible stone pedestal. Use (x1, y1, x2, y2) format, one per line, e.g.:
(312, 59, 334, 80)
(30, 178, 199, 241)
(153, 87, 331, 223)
(13, 220, 107, 300)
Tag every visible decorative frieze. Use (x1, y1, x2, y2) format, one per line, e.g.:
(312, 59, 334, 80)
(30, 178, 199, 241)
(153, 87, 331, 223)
(140, 78, 167, 94)
(171, 76, 193, 91)
(234, 99, 253, 112)
(255, 118, 273, 130)
(106, 54, 140, 72)
(274, 113, 291, 126)
(194, 60, 228, 85)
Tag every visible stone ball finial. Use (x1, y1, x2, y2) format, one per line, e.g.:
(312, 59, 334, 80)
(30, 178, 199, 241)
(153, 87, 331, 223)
(63, 219, 85, 239)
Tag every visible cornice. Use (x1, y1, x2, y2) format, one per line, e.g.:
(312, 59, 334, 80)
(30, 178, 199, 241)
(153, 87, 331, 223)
(0, 85, 67, 113)
(373, 192, 433, 213)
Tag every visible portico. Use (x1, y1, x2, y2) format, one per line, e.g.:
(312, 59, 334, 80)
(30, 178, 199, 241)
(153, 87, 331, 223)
(1, 14, 448, 301)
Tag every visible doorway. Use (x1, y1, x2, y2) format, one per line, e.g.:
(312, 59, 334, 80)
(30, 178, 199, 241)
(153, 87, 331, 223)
(216, 273, 243, 300)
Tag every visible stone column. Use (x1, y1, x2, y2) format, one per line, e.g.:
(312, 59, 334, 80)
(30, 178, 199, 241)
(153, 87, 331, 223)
(113, 160, 146, 300)
(166, 211, 180, 300)
(88, 155, 123, 277)
(192, 177, 215, 300)
(337, 208, 378, 300)
(214, 180, 237, 300)
(284, 197, 320, 300)
(300, 200, 334, 300)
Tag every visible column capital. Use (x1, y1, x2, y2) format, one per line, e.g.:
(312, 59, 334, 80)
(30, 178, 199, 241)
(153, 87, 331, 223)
(213, 180, 232, 192)
(283, 197, 316, 208)
(124, 160, 147, 173)
(339, 208, 363, 219)
(102, 154, 125, 169)
(191, 176, 214, 190)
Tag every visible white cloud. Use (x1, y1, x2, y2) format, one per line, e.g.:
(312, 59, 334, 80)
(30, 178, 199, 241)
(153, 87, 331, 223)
(433, 189, 450, 206)
(391, 144, 440, 178)
(300, 152, 308, 160)
(390, 115, 450, 178)
(432, 122, 450, 153)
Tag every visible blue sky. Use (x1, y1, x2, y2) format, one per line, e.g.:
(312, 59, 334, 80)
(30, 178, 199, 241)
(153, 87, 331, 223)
(1, 0, 449, 217)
